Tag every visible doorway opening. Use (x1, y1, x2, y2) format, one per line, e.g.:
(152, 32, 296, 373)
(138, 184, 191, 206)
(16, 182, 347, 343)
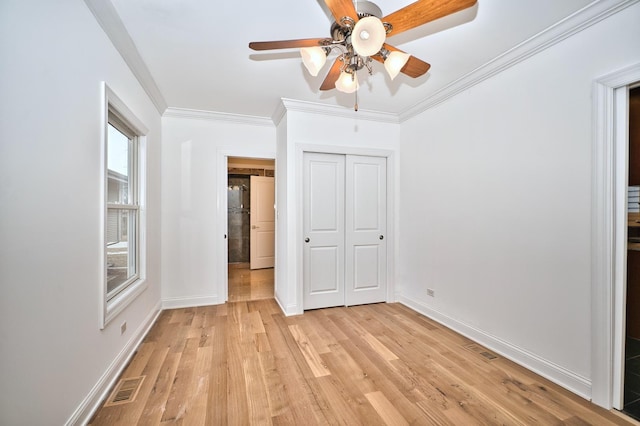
(226, 157, 275, 302)
(592, 63, 640, 411)
(623, 85, 640, 420)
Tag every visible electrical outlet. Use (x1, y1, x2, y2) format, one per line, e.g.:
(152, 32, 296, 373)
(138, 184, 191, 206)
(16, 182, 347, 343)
(427, 288, 435, 297)
(121, 321, 127, 335)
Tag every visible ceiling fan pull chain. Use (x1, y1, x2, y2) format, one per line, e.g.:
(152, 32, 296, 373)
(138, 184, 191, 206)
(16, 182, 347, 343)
(354, 88, 358, 112)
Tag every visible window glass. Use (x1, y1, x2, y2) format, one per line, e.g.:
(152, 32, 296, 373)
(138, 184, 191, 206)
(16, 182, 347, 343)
(106, 117, 138, 301)
(106, 209, 137, 298)
(107, 124, 130, 205)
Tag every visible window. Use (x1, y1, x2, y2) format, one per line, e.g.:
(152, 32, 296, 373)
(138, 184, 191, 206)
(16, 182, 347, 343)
(101, 83, 148, 328)
(106, 116, 138, 300)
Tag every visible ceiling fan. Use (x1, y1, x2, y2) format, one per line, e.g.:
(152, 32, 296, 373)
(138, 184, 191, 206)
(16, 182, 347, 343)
(249, 0, 477, 105)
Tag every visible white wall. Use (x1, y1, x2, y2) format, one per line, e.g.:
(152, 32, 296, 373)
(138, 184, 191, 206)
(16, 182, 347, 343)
(398, 3, 640, 399)
(0, 1, 162, 424)
(161, 115, 275, 307)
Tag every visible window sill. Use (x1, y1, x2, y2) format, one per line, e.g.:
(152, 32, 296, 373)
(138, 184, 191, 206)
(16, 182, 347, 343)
(102, 278, 148, 329)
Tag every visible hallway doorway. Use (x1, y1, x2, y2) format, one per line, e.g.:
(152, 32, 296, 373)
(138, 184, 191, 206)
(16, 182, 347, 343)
(623, 85, 640, 420)
(226, 156, 275, 302)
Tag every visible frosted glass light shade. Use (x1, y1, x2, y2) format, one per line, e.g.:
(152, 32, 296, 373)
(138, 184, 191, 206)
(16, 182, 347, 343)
(335, 71, 359, 93)
(300, 47, 327, 76)
(351, 16, 385, 57)
(384, 51, 410, 80)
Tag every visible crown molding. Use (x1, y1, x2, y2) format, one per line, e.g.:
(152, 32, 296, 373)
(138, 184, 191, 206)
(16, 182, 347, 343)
(399, 0, 639, 122)
(84, 0, 168, 115)
(86, 0, 636, 124)
(280, 98, 400, 124)
(164, 107, 274, 127)
(271, 100, 288, 126)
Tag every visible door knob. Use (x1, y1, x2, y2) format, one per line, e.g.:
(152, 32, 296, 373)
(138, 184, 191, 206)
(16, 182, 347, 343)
(379, 235, 384, 240)
(305, 237, 310, 243)
(252, 225, 259, 229)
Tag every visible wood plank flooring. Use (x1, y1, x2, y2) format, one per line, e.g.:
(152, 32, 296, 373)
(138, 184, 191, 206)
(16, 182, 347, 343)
(228, 265, 274, 302)
(90, 300, 636, 425)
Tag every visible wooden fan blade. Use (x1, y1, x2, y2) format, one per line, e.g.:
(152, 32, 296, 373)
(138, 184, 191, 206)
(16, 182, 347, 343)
(382, 0, 477, 37)
(319, 58, 343, 91)
(373, 44, 431, 78)
(324, 0, 359, 24)
(401, 55, 431, 78)
(249, 38, 328, 51)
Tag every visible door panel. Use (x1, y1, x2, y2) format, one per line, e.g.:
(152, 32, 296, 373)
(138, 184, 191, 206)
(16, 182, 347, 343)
(308, 246, 340, 293)
(352, 163, 381, 230)
(345, 155, 387, 306)
(353, 245, 380, 290)
(303, 153, 345, 309)
(250, 176, 275, 269)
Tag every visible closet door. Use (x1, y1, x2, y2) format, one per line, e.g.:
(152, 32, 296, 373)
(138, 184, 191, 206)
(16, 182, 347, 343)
(345, 155, 387, 306)
(303, 152, 388, 310)
(303, 153, 345, 310)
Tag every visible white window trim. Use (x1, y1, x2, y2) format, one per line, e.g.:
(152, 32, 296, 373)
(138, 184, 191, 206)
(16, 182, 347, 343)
(100, 82, 149, 329)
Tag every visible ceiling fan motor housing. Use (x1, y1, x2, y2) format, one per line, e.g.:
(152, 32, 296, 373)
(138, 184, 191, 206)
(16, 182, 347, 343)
(331, 0, 383, 37)
(330, 1, 385, 56)
(355, 1, 383, 18)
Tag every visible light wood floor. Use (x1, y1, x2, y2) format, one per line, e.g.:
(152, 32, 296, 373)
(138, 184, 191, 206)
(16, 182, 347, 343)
(89, 299, 637, 425)
(228, 264, 274, 302)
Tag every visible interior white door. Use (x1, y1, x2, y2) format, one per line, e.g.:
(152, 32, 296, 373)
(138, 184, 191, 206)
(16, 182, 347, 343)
(303, 152, 387, 309)
(303, 153, 345, 309)
(345, 155, 387, 306)
(250, 175, 275, 269)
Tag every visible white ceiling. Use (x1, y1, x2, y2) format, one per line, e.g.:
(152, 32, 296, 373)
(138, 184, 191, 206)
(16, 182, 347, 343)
(108, 0, 594, 118)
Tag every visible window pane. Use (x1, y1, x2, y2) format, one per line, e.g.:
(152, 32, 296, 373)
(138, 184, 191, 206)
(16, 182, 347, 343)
(107, 124, 131, 204)
(107, 208, 137, 299)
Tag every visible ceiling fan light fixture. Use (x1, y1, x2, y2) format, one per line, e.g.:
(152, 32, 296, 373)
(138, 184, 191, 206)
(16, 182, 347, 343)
(335, 70, 359, 93)
(384, 51, 410, 80)
(350, 16, 385, 57)
(300, 46, 328, 76)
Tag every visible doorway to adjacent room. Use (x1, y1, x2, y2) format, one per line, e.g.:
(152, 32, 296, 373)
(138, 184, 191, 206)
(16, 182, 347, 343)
(623, 85, 640, 420)
(226, 157, 275, 302)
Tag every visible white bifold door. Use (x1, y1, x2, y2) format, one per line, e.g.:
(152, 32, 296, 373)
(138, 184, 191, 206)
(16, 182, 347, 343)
(303, 152, 387, 310)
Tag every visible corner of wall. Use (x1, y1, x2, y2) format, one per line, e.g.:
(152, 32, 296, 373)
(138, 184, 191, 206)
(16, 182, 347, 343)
(274, 295, 302, 316)
(271, 99, 287, 126)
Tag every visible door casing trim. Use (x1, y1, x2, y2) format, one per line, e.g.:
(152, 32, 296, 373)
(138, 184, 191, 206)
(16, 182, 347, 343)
(591, 62, 640, 409)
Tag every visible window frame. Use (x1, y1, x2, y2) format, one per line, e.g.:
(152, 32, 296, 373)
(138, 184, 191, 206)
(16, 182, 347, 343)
(100, 83, 149, 329)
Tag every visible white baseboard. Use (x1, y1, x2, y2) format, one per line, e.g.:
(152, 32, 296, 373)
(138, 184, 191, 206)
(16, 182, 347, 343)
(274, 294, 301, 316)
(161, 294, 223, 309)
(66, 300, 162, 426)
(398, 294, 592, 400)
